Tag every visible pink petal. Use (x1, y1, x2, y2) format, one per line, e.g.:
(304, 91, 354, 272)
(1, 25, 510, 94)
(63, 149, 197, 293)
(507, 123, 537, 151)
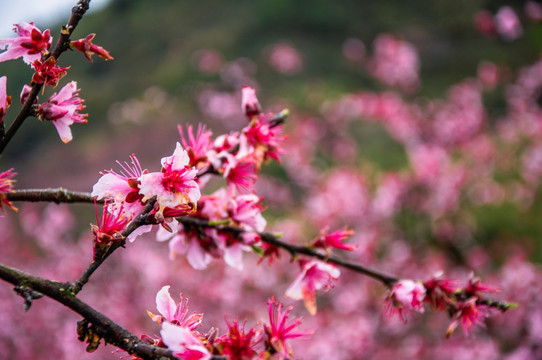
(156, 286, 177, 322)
(51, 118, 73, 143)
(223, 242, 244, 271)
(127, 224, 152, 242)
(186, 240, 211, 270)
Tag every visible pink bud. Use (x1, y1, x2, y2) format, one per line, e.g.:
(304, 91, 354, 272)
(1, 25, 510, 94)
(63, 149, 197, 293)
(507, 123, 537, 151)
(20, 84, 34, 104)
(241, 85, 261, 118)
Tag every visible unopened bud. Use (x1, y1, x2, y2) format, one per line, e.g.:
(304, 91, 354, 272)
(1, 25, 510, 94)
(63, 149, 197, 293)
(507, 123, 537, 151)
(241, 85, 261, 118)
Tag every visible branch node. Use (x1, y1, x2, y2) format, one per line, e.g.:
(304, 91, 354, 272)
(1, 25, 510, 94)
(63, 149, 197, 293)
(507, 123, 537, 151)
(14, 285, 43, 312)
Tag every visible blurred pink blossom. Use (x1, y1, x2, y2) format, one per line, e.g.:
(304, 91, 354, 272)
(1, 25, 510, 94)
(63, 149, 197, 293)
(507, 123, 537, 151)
(525, 1, 542, 22)
(477, 61, 500, 89)
(385, 279, 426, 323)
(286, 259, 341, 314)
(267, 42, 303, 74)
(368, 34, 420, 92)
(495, 6, 523, 41)
(192, 49, 224, 74)
(474, 10, 497, 38)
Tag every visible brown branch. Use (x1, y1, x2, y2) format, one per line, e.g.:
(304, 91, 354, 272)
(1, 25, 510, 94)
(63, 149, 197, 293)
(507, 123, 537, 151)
(70, 197, 157, 294)
(0, 0, 91, 154)
(7, 188, 97, 204)
(177, 216, 399, 287)
(0, 262, 177, 360)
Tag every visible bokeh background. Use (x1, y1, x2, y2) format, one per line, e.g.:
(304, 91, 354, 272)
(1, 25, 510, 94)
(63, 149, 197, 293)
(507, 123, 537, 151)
(2, 0, 542, 359)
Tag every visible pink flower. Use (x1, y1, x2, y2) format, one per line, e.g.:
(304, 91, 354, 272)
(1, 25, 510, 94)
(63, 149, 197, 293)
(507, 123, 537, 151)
(19, 84, 34, 104)
(158, 223, 213, 270)
(464, 274, 499, 297)
(474, 10, 497, 38)
(37, 81, 87, 143)
(446, 298, 490, 338)
(222, 156, 258, 193)
(0, 76, 11, 124)
(285, 260, 341, 315)
(264, 297, 312, 359)
(0, 22, 52, 64)
(423, 274, 457, 311)
(91, 200, 129, 247)
(0, 168, 17, 213)
(139, 142, 200, 214)
(371, 173, 406, 219)
(216, 319, 262, 359)
(70, 33, 113, 62)
(92, 154, 146, 219)
(228, 193, 266, 232)
(385, 279, 426, 323)
(368, 34, 420, 92)
(239, 114, 287, 163)
(147, 286, 203, 331)
(477, 61, 499, 89)
(312, 227, 355, 252)
(178, 124, 213, 167)
(201, 188, 266, 232)
(196, 189, 265, 270)
(267, 43, 303, 74)
(495, 6, 523, 41)
(210, 132, 240, 154)
(241, 85, 261, 118)
(160, 322, 211, 360)
(31, 57, 69, 88)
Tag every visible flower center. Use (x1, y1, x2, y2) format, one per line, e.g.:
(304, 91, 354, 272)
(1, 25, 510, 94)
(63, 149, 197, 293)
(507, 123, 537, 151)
(161, 168, 194, 193)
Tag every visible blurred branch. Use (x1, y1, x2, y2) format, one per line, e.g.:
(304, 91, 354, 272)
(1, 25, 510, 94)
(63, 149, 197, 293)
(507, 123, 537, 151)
(69, 197, 157, 294)
(0, 262, 177, 360)
(0, 0, 91, 154)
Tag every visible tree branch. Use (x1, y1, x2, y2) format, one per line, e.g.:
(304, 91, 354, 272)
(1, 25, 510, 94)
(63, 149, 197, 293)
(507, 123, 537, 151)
(0, 262, 177, 360)
(7, 188, 97, 203)
(70, 197, 157, 294)
(177, 216, 399, 287)
(0, 0, 92, 154)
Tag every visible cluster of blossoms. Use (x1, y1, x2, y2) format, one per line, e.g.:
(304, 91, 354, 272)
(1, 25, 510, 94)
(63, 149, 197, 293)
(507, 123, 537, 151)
(336, 33, 420, 93)
(0, 22, 112, 143)
(138, 286, 311, 359)
(386, 275, 510, 337)
(90, 86, 349, 317)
